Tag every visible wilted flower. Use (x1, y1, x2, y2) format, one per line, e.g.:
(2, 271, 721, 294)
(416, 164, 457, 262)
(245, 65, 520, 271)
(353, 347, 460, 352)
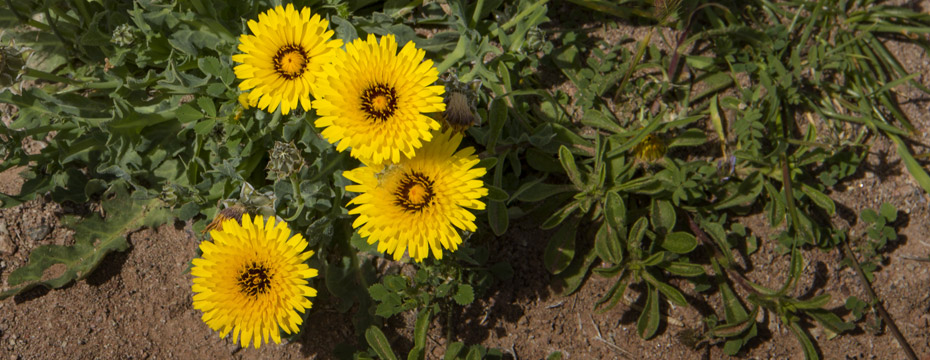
(267, 141, 304, 180)
(111, 24, 135, 47)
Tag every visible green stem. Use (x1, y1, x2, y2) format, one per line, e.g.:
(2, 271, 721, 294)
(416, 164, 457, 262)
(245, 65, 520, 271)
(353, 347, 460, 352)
(44, 7, 73, 54)
(282, 174, 304, 221)
(4, 0, 27, 22)
(841, 241, 917, 360)
(24, 68, 82, 86)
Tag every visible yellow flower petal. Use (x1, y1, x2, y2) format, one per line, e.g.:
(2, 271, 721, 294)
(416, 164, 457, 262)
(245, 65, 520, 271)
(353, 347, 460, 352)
(313, 34, 445, 165)
(344, 130, 488, 262)
(233, 4, 342, 115)
(191, 214, 318, 348)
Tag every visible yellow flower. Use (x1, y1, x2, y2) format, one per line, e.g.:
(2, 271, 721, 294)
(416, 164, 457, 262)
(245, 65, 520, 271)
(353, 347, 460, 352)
(343, 130, 488, 262)
(191, 214, 317, 348)
(633, 133, 667, 162)
(313, 34, 445, 165)
(232, 4, 342, 115)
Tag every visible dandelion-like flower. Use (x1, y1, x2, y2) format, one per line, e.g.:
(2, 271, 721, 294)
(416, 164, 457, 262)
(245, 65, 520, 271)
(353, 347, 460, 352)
(232, 4, 342, 115)
(633, 133, 667, 162)
(344, 130, 487, 261)
(313, 34, 445, 165)
(191, 214, 318, 348)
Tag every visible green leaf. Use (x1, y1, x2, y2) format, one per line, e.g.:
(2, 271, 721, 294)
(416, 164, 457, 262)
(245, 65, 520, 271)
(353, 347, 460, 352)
(594, 272, 629, 313)
(807, 309, 855, 337)
(540, 201, 579, 229)
(366, 326, 399, 360)
(408, 307, 431, 360)
(1, 187, 171, 299)
(792, 294, 831, 310)
(879, 202, 897, 222)
(487, 98, 508, 150)
(604, 191, 626, 229)
(889, 133, 930, 196)
(642, 271, 687, 307)
(546, 351, 563, 360)
(660, 261, 705, 277)
(177, 201, 200, 221)
(788, 321, 819, 360)
(453, 284, 475, 305)
(486, 185, 509, 202)
(443, 342, 466, 360)
(595, 221, 623, 264)
(193, 118, 216, 136)
(544, 220, 578, 274)
(711, 307, 758, 338)
(637, 285, 661, 339)
(560, 246, 598, 296)
(197, 97, 216, 117)
(713, 171, 763, 210)
(176, 104, 203, 123)
(659, 232, 697, 254)
(581, 109, 622, 132)
(488, 200, 509, 236)
(800, 184, 835, 216)
(668, 128, 707, 148)
(558, 145, 585, 188)
(512, 181, 574, 203)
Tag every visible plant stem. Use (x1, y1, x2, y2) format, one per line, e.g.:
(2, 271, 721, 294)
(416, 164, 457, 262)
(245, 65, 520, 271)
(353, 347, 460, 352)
(4, 0, 27, 22)
(840, 240, 918, 360)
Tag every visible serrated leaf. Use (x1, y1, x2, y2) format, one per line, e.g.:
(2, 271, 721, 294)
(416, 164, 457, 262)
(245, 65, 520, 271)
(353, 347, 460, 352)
(879, 202, 896, 221)
(176, 104, 203, 123)
(197, 97, 216, 117)
(1, 187, 171, 299)
(368, 283, 390, 301)
(453, 284, 475, 305)
(193, 118, 216, 135)
(366, 326, 399, 360)
(177, 201, 200, 221)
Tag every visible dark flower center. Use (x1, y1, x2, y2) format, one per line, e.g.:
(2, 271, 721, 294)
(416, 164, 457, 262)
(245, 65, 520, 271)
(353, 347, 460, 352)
(394, 171, 435, 212)
(360, 83, 398, 122)
(273, 45, 308, 80)
(237, 261, 273, 296)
